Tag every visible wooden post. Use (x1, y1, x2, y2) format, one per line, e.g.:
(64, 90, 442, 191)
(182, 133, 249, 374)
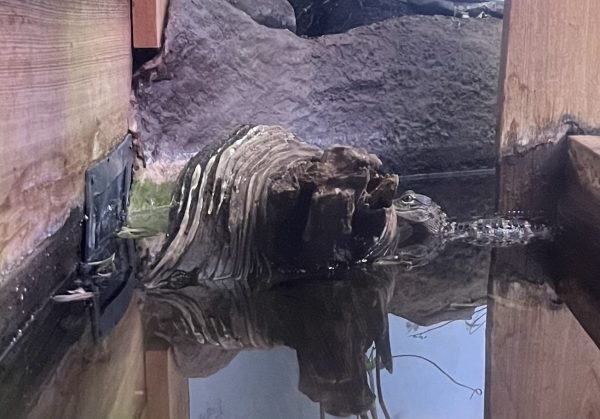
(496, 0, 600, 213)
(133, 0, 170, 48)
(489, 2, 600, 418)
(0, 0, 132, 274)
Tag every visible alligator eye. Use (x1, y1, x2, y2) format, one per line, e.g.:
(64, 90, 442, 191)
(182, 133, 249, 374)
(401, 194, 414, 204)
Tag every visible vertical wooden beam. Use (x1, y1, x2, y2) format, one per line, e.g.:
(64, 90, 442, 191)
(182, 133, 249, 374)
(496, 0, 600, 212)
(0, 0, 132, 275)
(489, 2, 600, 418)
(133, 0, 169, 48)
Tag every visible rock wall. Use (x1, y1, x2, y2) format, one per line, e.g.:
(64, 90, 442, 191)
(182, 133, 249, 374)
(136, 0, 502, 176)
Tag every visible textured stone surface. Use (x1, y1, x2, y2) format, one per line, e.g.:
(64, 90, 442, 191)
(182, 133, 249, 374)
(568, 136, 600, 202)
(137, 0, 502, 176)
(226, 0, 296, 32)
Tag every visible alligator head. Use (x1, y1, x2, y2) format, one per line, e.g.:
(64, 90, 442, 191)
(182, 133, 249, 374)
(393, 190, 448, 235)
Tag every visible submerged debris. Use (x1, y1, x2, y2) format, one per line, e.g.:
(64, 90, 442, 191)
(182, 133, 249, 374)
(51, 287, 95, 303)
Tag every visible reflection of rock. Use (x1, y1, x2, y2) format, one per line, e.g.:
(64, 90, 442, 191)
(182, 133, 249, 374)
(226, 0, 296, 32)
(143, 274, 393, 417)
(137, 0, 501, 175)
(143, 244, 490, 414)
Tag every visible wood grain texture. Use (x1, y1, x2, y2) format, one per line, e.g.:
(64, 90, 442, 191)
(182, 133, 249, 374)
(143, 344, 190, 419)
(0, 0, 131, 275)
(498, 0, 600, 154)
(486, 279, 600, 419)
(497, 0, 600, 212)
(133, 0, 169, 48)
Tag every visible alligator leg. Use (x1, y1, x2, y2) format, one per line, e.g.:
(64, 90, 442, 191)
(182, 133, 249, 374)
(373, 235, 446, 270)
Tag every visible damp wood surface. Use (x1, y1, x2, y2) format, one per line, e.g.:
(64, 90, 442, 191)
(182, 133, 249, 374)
(0, 0, 132, 275)
(486, 278, 600, 419)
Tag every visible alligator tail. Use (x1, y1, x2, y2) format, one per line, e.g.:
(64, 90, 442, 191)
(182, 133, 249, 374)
(444, 217, 552, 247)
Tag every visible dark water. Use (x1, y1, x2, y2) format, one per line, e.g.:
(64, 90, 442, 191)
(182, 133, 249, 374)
(2, 171, 600, 419)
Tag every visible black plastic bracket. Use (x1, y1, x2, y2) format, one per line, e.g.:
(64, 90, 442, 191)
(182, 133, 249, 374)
(83, 134, 137, 339)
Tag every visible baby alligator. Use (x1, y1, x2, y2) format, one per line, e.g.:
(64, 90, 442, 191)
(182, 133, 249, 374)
(394, 190, 552, 246)
(372, 190, 552, 269)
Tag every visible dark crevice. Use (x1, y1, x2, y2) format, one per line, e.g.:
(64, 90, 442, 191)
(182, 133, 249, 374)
(288, 0, 503, 37)
(131, 0, 171, 74)
(133, 48, 161, 74)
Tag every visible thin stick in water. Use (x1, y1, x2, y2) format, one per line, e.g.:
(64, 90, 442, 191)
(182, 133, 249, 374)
(393, 354, 483, 398)
(376, 350, 392, 419)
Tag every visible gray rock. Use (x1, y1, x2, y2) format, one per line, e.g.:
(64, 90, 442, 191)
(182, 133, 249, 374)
(137, 0, 502, 175)
(226, 0, 296, 32)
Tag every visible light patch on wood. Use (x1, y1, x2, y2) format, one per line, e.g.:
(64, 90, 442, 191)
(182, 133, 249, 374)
(0, 0, 132, 274)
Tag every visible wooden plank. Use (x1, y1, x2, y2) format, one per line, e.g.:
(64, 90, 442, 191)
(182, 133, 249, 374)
(486, 278, 600, 419)
(493, 7, 600, 415)
(496, 0, 600, 212)
(143, 342, 190, 419)
(133, 0, 169, 48)
(0, 0, 132, 275)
